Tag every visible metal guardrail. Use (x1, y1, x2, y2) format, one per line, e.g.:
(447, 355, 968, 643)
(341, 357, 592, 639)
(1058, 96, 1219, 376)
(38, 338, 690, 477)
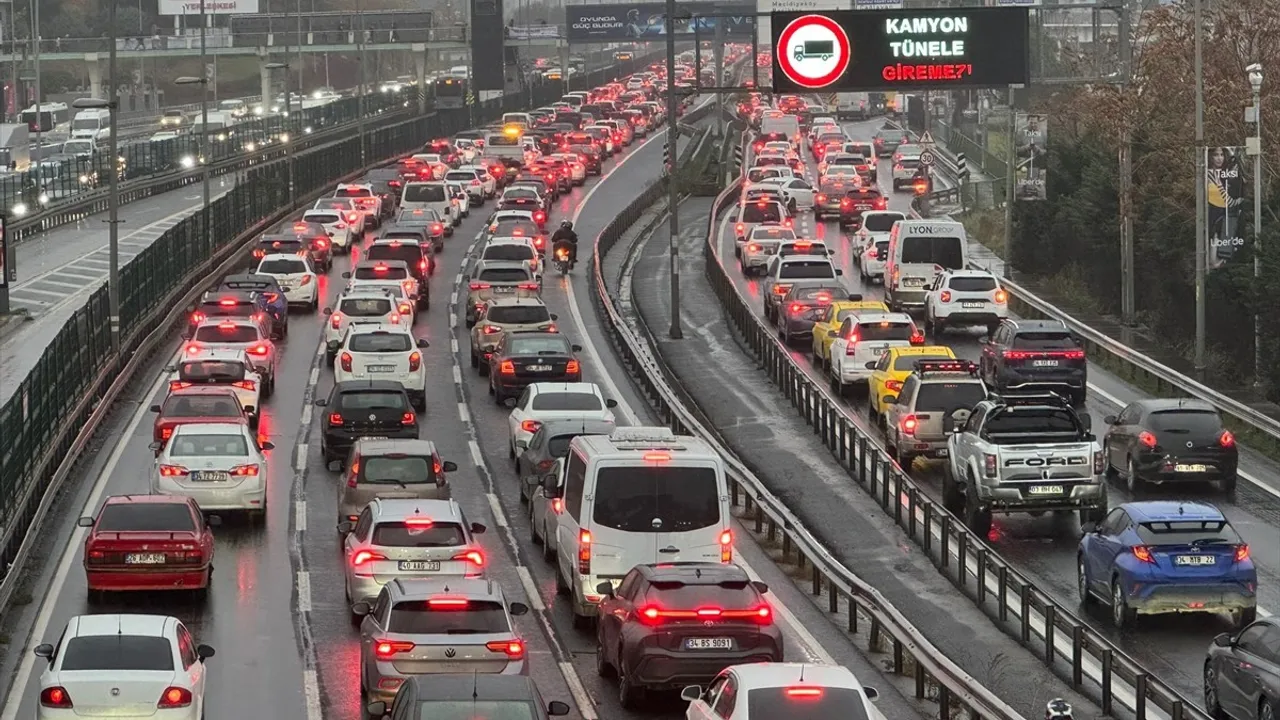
(586, 141, 1026, 720)
(702, 132, 1208, 720)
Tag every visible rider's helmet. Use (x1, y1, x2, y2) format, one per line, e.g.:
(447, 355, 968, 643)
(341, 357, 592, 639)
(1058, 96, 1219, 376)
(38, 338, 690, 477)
(560, 220, 573, 230)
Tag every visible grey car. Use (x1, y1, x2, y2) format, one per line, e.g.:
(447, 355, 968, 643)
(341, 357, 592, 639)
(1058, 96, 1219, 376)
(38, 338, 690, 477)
(515, 418, 616, 502)
(338, 439, 459, 524)
(776, 284, 848, 345)
(353, 578, 530, 703)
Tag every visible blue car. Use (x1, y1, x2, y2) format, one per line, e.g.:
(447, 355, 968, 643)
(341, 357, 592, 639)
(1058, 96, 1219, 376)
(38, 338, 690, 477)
(219, 274, 289, 339)
(1078, 501, 1256, 629)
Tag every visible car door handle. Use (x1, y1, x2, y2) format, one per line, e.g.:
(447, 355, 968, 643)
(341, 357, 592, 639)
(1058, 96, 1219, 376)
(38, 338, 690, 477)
(659, 547, 680, 554)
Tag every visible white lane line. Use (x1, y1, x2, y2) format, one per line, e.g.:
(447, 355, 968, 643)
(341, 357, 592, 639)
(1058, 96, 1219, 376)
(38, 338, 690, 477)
(295, 500, 308, 534)
(469, 439, 484, 468)
(458, 402, 470, 424)
(299, 404, 312, 429)
(452, 366, 463, 386)
(486, 493, 510, 528)
(559, 662, 599, 720)
(450, 290, 459, 306)
(517, 567, 547, 611)
(315, 343, 325, 358)
(450, 337, 459, 354)
(303, 669, 323, 720)
(0, 348, 180, 720)
(308, 367, 319, 386)
(294, 442, 309, 471)
(296, 570, 313, 612)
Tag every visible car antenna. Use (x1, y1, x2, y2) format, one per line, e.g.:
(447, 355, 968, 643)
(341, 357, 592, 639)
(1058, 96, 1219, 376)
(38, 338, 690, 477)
(798, 664, 806, 683)
(472, 669, 480, 705)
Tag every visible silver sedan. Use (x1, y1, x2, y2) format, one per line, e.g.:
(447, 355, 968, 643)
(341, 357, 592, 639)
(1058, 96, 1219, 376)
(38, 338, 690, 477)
(153, 422, 273, 516)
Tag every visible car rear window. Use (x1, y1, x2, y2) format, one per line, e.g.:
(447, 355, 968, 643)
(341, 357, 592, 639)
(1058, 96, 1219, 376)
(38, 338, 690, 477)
(900, 237, 964, 268)
(445, 172, 475, 182)
(305, 213, 341, 226)
(193, 324, 258, 343)
(220, 280, 274, 293)
(61, 636, 175, 672)
(640, 579, 760, 612)
(509, 337, 571, 355)
(366, 245, 424, 265)
(592, 466, 719, 532)
(404, 184, 447, 202)
(179, 360, 246, 382)
(488, 305, 549, 324)
(382, 231, 427, 243)
(371, 521, 465, 547)
(355, 265, 410, 280)
(746, 687, 868, 720)
(1135, 520, 1241, 546)
(340, 298, 393, 316)
(399, 210, 441, 223)
(858, 322, 914, 343)
(359, 455, 435, 485)
(983, 408, 1080, 435)
(863, 214, 901, 232)
(1147, 410, 1223, 433)
(478, 268, 531, 283)
(751, 228, 796, 242)
(336, 187, 372, 197)
(169, 433, 249, 457)
(163, 393, 241, 417)
(742, 204, 781, 223)
(388, 600, 510, 634)
(339, 391, 407, 410)
(898, 158, 920, 169)
(531, 392, 601, 411)
(948, 276, 998, 292)
(484, 244, 535, 262)
(349, 333, 412, 353)
(259, 258, 307, 274)
(97, 503, 195, 532)
(259, 238, 306, 252)
(1011, 331, 1080, 350)
(914, 383, 988, 412)
(547, 435, 577, 457)
(778, 261, 835, 279)
(792, 286, 841, 302)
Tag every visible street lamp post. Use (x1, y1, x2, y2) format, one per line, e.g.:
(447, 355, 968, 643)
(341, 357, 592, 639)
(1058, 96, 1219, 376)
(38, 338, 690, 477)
(265, 61, 293, 200)
(1248, 62, 1263, 385)
(173, 0, 211, 259)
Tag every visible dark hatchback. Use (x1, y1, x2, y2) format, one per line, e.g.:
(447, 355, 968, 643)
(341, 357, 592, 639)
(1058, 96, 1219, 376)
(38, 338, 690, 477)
(981, 318, 1088, 405)
(185, 290, 279, 340)
(839, 187, 888, 228)
(279, 220, 336, 262)
(365, 240, 430, 284)
(361, 168, 403, 217)
(365, 674, 569, 720)
(595, 562, 782, 707)
(316, 380, 419, 468)
(1103, 398, 1239, 493)
(486, 332, 583, 403)
(568, 144, 602, 174)
(251, 234, 307, 262)
(516, 417, 617, 501)
(218, 274, 288, 335)
(777, 284, 846, 345)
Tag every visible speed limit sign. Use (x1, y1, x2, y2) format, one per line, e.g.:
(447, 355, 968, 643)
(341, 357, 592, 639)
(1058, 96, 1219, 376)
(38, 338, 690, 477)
(919, 149, 937, 167)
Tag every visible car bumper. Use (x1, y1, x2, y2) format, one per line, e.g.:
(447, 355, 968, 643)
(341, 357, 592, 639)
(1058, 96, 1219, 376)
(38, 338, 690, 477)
(348, 567, 480, 605)
(935, 309, 1006, 325)
(781, 317, 817, 338)
(1128, 583, 1256, 615)
(974, 481, 1106, 511)
(282, 285, 318, 305)
(1134, 456, 1237, 483)
(323, 427, 420, 458)
(863, 260, 886, 277)
(153, 479, 266, 511)
(835, 363, 873, 383)
(889, 287, 928, 307)
(894, 437, 950, 458)
(995, 374, 1087, 395)
(39, 706, 200, 720)
(338, 487, 450, 523)
(493, 373, 581, 396)
(628, 647, 782, 689)
(362, 657, 528, 703)
(742, 253, 774, 268)
(85, 566, 210, 592)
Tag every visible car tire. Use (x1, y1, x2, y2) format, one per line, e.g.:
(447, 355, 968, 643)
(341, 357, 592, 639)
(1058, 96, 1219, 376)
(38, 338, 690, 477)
(1219, 472, 1238, 495)
(542, 523, 556, 563)
(413, 395, 426, 413)
(1111, 580, 1135, 629)
(1126, 456, 1144, 493)
(1237, 607, 1259, 629)
(595, 639, 615, 678)
(479, 361, 490, 377)
(1205, 662, 1228, 720)
(941, 463, 965, 515)
(1077, 556, 1095, 608)
(617, 657, 644, 709)
(555, 565, 570, 596)
(963, 484, 992, 536)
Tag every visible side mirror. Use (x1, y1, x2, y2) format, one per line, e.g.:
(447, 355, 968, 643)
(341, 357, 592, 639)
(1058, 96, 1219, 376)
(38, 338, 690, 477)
(365, 701, 388, 718)
(196, 644, 215, 660)
(77, 516, 95, 528)
(882, 396, 897, 405)
(351, 601, 372, 616)
(863, 686, 880, 702)
(547, 701, 571, 716)
(550, 313, 559, 320)
(595, 581, 615, 597)
(149, 404, 161, 413)
(323, 307, 333, 315)
(605, 398, 618, 408)
(314, 398, 328, 407)
(848, 293, 863, 301)
(148, 442, 162, 452)
(260, 441, 275, 451)
(442, 461, 458, 472)
(470, 522, 487, 534)
(1214, 632, 1235, 647)
(504, 397, 517, 408)
(164, 365, 177, 372)
(243, 405, 256, 414)
(864, 361, 877, 370)
(1104, 415, 1117, 425)
(207, 515, 223, 526)
(417, 338, 430, 348)
(516, 440, 528, 450)
(337, 520, 354, 534)
(33, 644, 54, 659)
(751, 580, 769, 594)
(509, 601, 530, 616)
(1080, 522, 1098, 534)
(680, 686, 703, 703)
(835, 269, 843, 275)
(542, 475, 563, 498)
(341, 271, 352, 279)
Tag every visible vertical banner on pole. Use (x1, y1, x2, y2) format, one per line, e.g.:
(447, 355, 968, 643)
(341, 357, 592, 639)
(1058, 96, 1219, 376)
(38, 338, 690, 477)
(1013, 112, 1047, 201)
(1205, 146, 1247, 271)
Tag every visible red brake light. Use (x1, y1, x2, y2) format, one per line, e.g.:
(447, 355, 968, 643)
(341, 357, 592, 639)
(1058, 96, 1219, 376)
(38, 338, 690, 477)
(487, 640, 525, 658)
(374, 641, 415, 659)
(517, 283, 539, 291)
(169, 380, 193, 391)
(1139, 431, 1157, 448)
(427, 597, 470, 608)
(901, 415, 919, 436)
(521, 419, 542, 433)
(328, 413, 343, 426)
(994, 289, 1008, 304)
(454, 550, 485, 567)
(402, 412, 416, 426)
(885, 380, 903, 392)
(331, 312, 344, 329)
(786, 687, 824, 698)
(909, 329, 925, 345)
(499, 360, 516, 374)
(1132, 546, 1156, 564)
(159, 464, 188, 477)
(353, 550, 385, 567)
(566, 359, 580, 374)
(1220, 430, 1236, 448)
(578, 529, 592, 574)
(789, 303, 805, 314)
(399, 303, 413, 315)
(719, 529, 733, 563)
(247, 344, 269, 356)
(339, 352, 353, 372)
(939, 290, 952, 303)
(40, 688, 73, 709)
(409, 351, 421, 372)
(1236, 544, 1251, 562)
(867, 248, 878, 259)
(232, 380, 256, 391)
(470, 282, 491, 290)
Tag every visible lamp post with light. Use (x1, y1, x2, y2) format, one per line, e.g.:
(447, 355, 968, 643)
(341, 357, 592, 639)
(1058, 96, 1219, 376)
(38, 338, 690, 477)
(265, 61, 294, 201)
(1247, 62, 1263, 384)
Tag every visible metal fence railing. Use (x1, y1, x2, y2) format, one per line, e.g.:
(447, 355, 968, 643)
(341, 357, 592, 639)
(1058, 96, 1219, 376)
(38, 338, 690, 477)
(0, 52, 660, 621)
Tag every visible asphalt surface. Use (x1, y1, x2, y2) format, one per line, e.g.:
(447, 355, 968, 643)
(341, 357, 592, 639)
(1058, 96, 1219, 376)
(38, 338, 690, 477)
(679, 115, 1280, 704)
(0, 98, 923, 720)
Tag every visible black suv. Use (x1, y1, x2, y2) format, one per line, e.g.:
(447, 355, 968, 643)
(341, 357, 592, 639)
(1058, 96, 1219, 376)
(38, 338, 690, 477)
(487, 331, 582, 404)
(316, 380, 419, 468)
(184, 290, 280, 340)
(979, 319, 1088, 405)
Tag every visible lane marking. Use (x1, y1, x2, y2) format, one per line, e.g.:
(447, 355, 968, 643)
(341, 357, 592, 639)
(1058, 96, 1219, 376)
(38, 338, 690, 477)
(296, 570, 313, 612)
(295, 443, 308, 471)
(308, 367, 319, 386)
(295, 500, 308, 534)
(469, 439, 484, 468)
(486, 493, 510, 528)
(458, 402, 470, 424)
(299, 404, 312, 429)
(303, 669, 322, 720)
(516, 567, 546, 611)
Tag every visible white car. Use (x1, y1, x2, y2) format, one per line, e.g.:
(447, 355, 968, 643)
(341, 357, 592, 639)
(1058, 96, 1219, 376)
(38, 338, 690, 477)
(550, 153, 587, 184)
(334, 326, 430, 411)
(739, 224, 799, 276)
(923, 269, 1009, 335)
(445, 180, 471, 218)
(827, 311, 920, 395)
(302, 208, 356, 251)
(150, 131, 181, 143)
(344, 279, 415, 324)
(254, 253, 319, 310)
(168, 348, 263, 425)
(187, 318, 277, 395)
(859, 237, 890, 283)
(506, 383, 617, 459)
(852, 210, 906, 257)
(761, 177, 816, 210)
(313, 197, 368, 236)
(154, 422, 271, 513)
(481, 237, 542, 278)
(35, 615, 213, 720)
(454, 139, 479, 163)
(323, 289, 405, 361)
(333, 182, 383, 226)
(457, 165, 498, 196)
(890, 147, 923, 190)
(682, 662, 880, 720)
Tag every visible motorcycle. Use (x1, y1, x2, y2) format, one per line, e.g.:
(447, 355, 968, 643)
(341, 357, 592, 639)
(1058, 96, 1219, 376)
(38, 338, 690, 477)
(554, 246, 572, 275)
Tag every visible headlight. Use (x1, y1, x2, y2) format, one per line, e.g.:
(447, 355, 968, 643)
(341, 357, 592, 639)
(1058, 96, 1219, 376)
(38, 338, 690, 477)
(245, 142, 257, 152)
(180, 155, 195, 169)
(38, 192, 50, 204)
(12, 202, 28, 216)
(79, 174, 90, 184)
(304, 126, 313, 134)
(280, 133, 290, 143)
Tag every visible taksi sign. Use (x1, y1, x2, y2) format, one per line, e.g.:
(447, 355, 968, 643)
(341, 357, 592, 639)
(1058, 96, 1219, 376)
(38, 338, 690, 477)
(776, 15, 851, 90)
(769, 7, 1029, 92)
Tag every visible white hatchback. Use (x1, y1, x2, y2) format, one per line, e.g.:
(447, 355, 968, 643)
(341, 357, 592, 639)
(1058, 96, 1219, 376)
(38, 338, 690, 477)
(302, 209, 356, 251)
(154, 422, 272, 514)
(924, 269, 1009, 335)
(505, 383, 617, 460)
(323, 290, 405, 362)
(334, 326, 431, 411)
(254, 254, 318, 310)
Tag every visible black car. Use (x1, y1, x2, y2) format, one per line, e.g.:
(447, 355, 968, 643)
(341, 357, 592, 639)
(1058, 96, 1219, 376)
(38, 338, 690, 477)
(1103, 398, 1238, 493)
(184, 290, 279, 340)
(516, 417, 618, 502)
(1204, 619, 1280, 720)
(365, 239, 430, 284)
(217, 274, 288, 338)
(251, 234, 307, 262)
(361, 168, 403, 217)
(487, 331, 583, 403)
(838, 187, 887, 228)
(980, 319, 1087, 405)
(316, 380, 419, 468)
(378, 225, 434, 260)
(393, 209, 448, 252)
(777, 284, 846, 346)
(366, 674, 569, 720)
(567, 144, 602, 174)
(594, 563, 783, 708)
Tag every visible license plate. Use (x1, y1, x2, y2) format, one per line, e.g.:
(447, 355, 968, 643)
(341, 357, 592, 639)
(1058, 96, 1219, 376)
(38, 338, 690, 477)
(398, 560, 442, 571)
(1174, 555, 1217, 566)
(684, 637, 733, 650)
(126, 553, 166, 565)
(903, 278, 926, 287)
(494, 287, 515, 293)
(1026, 485, 1064, 496)
(1175, 463, 1209, 472)
(368, 365, 397, 373)
(192, 471, 231, 482)
(1032, 359, 1060, 367)
(527, 364, 552, 372)
(962, 302, 985, 308)
(935, 449, 949, 458)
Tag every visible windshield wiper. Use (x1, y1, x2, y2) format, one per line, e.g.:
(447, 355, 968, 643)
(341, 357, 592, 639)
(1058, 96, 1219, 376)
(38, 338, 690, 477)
(444, 629, 482, 634)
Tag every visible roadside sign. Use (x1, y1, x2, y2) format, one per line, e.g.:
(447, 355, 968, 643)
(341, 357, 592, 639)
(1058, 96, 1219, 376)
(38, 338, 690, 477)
(918, 130, 935, 146)
(919, 149, 936, 166)
(776, 14, 852, 90)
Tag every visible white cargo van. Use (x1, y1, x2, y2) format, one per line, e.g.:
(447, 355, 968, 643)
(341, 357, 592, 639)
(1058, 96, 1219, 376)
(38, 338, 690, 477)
(760, 114, 800, 142)
(546, 427, 733, 625)
(884, 219, 969, 312)
(399, 181, 456, 225)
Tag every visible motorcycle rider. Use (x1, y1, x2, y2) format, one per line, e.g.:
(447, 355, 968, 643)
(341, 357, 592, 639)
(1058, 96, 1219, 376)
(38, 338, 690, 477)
(551, 220, 579, 269)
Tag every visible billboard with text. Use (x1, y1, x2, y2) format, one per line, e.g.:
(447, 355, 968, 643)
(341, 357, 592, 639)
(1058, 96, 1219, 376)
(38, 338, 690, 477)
(160, 0, 259, 15)
(566, 4, 755, 42)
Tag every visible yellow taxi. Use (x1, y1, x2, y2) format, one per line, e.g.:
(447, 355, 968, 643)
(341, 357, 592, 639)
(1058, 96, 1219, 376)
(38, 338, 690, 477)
(867, 345, 956, 425)
(810, 299, 890, 367)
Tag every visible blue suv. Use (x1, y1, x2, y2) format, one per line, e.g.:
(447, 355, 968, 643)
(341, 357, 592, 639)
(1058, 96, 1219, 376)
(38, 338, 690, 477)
(219, 274, 289, 339)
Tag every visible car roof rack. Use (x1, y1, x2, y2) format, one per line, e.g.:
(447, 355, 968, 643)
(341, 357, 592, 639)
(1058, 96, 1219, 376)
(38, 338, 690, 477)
(913, 359, 978, 377)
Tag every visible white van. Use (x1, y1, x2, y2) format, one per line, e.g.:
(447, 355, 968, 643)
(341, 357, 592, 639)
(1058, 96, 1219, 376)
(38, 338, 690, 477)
(502, 112, 532, 128)
(399, 181, 456, 225)
(884, 219, 969, 312)
(70, 109, 111, 141)
(760, 114, 800, 142)
(547, 427, 733, 625)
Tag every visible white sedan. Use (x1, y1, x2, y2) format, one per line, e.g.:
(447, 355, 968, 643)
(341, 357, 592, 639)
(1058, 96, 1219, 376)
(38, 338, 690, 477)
(36, 614, 214, 720)
(255, 254, 319, 310)
(761, 177, 816, 210)
(155, 423, 272, 515)
(506, 382, 617, 461)
(683, 663, 882, 720)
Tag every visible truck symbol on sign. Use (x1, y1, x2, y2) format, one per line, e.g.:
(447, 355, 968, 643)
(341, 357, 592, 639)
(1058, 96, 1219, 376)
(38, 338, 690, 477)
(793, 40, 834, 62)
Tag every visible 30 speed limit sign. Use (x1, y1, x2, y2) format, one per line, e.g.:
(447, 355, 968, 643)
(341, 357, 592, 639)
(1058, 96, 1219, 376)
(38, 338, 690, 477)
(776, 14, 852, 90)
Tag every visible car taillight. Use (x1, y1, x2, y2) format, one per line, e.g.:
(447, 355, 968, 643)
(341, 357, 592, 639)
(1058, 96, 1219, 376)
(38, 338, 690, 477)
(330, 312, 345, 329)
(534, 211, 546, 223)
(402, 412, 416, 425)
(161, 427, 174, 440)
(983, 453, 998, 477)
(901, 415, 918, 436)
(159, 464, 189, 477)
(247, 344, 269, 356)
(874, 198, 888, 209)
(232, 380, 256, 390)
(453, 550, 485, 568)
(399, 302, 413, 315)
(844, 332, 861, 354)
(566, 360, 580, 374)
(789, 303, 807, 314)
(408, 351, 421, 372)
(1138, 431, 1157, 448)
(909, 329, 925, 345)
(893, 163, 903, 171)
(885, 380, 903, 392)
(1132, 546, 1156, 564)
(329, 413, 343, 426)
(40, 687, 72, 709)
(470, 282, 491, 291)
(867, 249, 878, 259)
(521, 420, 542, 433)
(840, 198, 851, 208)
(1235, 544, 1251, 562)
(578, 529, 592, 574)
(1219, 430, 1236, 448)
(339, 352, 353, 372)
(352, 550, 385, 572)
(736, 223, 745, 235)
(190, 311, 205, 323)
(374, 641, 415, 659)
(719, 529, 733, 563)
(786, 686, 823, 699)
(169, 381, 193, 391)
(816, 194, 826, 203)
(299, 275, 312, 286)
(499, 360, 516, 374)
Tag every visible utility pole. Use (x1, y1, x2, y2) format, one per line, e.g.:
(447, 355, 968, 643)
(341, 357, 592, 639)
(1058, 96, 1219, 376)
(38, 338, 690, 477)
(1193, 0, 1206, 378)
(713, 16, 724, 134)
(665, 0, 682, 340)
(107, 0, 120, 352)
(1119, 127, 1135, 325)
(31, 0, 39, 158)
(1002, 87, 1016, 274)
(356, 0, 367, 164)
(1248, 63, 1263, 384)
